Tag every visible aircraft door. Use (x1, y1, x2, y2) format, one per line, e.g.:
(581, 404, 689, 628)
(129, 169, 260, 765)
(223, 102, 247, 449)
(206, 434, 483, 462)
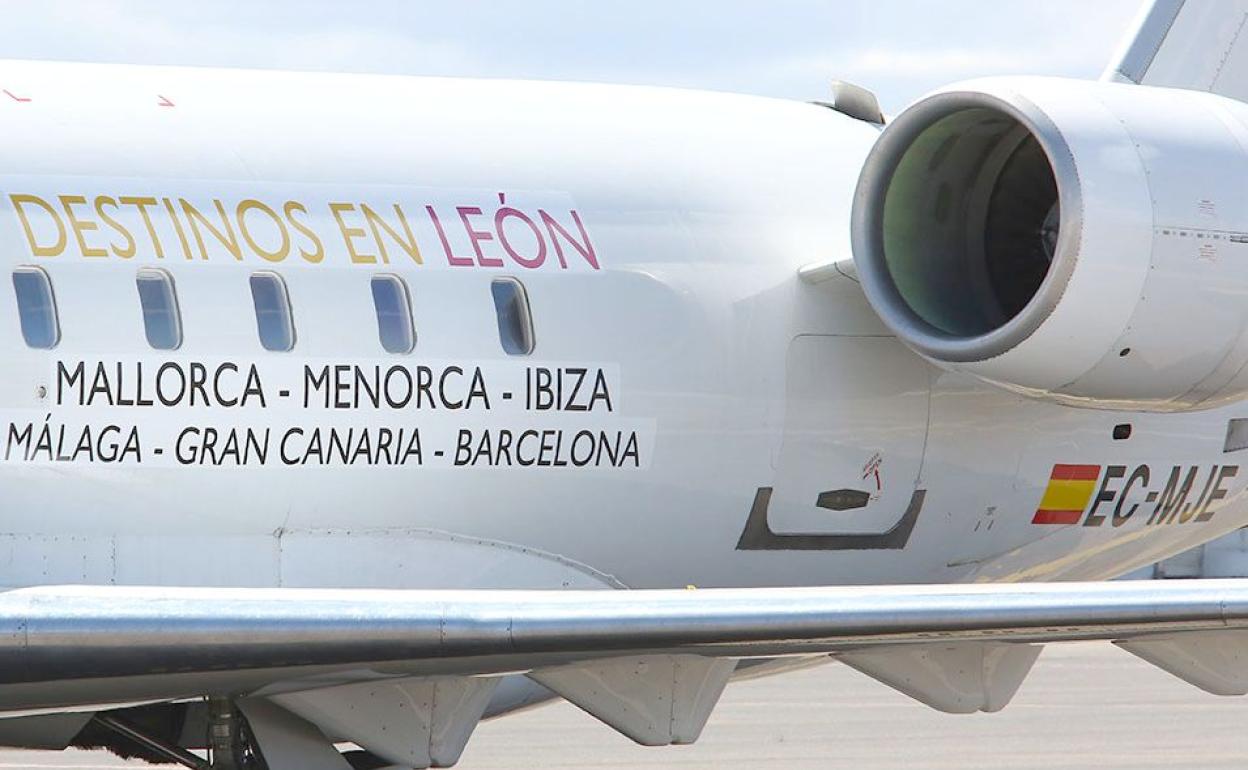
(763, 335, 931, 543)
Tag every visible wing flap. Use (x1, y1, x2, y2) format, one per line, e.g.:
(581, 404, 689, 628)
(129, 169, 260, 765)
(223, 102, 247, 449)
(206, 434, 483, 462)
(1116, 630, 1248, 696)
(529, 655, 736, 746)
(837, 642, 1043, 713)
(272, 675, 498, 768)
(234, 699, 352, 770)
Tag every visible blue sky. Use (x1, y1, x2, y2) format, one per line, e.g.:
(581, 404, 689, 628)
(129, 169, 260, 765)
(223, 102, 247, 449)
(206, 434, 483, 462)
(0, 1, 1144, 111)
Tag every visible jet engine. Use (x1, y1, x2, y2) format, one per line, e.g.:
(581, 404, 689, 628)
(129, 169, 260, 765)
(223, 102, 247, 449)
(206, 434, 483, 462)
(851, 76, 1248, 412)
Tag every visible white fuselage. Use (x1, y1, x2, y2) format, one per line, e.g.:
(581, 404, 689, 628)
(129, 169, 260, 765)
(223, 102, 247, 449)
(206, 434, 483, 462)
(0, 60, 1241, 597)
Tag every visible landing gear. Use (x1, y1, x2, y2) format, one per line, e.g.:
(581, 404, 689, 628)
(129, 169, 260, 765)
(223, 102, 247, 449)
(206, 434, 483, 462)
(208, 698, 267, 770)
(90, 713, 211, 770)
(86, 698, 267, 770)
(85, 695, 374, 769)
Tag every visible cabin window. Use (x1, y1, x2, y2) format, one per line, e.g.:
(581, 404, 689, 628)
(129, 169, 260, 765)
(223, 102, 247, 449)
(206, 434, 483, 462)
(491, 278, 534, 355)
(371, 275, 415, 354)
(12, 267, 59, 349)
(136, 268, 182, 350)
(249, 272, 295, 352)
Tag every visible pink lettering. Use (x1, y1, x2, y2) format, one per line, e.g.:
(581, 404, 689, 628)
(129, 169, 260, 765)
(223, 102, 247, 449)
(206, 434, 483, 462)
(426, 205, 474, 267)
(540, 209, 599, 270)
(457, 206, 503, 267)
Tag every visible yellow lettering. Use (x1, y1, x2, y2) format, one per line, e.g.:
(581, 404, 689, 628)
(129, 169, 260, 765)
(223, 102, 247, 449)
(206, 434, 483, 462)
(119, 196, 164, 258)
(362, 203, 422, 265)
(330, 202, 375, 264)
(162, 198, 193, 259)
(59, 195, 108, 257)
(236, 199, 290, 262)
(181, 198, 242, 260)
(94, 196, 137, 258)
(284, 201, 325, 263)
(10, 194, 66, 257)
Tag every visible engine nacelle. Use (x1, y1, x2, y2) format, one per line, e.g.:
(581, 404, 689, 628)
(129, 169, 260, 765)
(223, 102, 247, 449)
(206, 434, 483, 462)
(851, 76, 1248, 412)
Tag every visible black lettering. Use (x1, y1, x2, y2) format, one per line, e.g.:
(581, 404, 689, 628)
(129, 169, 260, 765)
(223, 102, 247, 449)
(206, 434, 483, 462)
(188, 362, 209, 406)
(1113, 465, 1149, 527)
(1196, 466, 1239, 523)
(453, 429, 473, 465)
(1183, 461, 1223, 521)
(589, 369, 612, 412)
(176, 427, 199, 464)
(565, 368, 586, 411)
(88, 363, 113, 406)
(280, 428, 303, 465)
(1084, 465, 1125, 527)
(1150, 466, 1199, 525)
(56, 361, 84, 406)
(214, 362, 239, 407)
(156, 362, 185, 406)
(304, 365, 330, 408)
(6, 422, 31, 460)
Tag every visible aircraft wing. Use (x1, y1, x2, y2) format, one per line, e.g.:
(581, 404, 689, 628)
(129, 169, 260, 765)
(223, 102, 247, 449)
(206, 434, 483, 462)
(9, 580, 1248, 765)
(1104, 0, 1248, 99)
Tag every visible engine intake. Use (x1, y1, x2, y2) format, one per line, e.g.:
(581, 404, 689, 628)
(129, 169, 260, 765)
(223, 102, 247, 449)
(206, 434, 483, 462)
(852, 77, 1248, 412)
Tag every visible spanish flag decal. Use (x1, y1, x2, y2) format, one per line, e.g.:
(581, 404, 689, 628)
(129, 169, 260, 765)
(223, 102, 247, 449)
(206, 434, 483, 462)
(1032, 464, 1101, 524)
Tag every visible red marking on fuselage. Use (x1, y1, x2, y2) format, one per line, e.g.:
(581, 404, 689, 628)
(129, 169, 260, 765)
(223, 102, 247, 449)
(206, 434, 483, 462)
(3, 89, 31, 103)
(157, 95, 175, 107)
(1031, 509, 1084, 525)
(1050, 463, 1101, 481)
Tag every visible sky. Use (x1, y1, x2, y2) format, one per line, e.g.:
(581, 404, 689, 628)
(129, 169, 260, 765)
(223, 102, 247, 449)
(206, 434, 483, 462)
(0, 0, 1145, 112)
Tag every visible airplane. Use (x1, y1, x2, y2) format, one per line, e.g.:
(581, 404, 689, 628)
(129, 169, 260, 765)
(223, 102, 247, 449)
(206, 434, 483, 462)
(1, 0, 1248, 767)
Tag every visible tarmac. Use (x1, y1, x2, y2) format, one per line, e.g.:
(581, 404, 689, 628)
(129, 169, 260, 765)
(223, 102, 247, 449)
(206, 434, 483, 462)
(3, 642, 1247, 769)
